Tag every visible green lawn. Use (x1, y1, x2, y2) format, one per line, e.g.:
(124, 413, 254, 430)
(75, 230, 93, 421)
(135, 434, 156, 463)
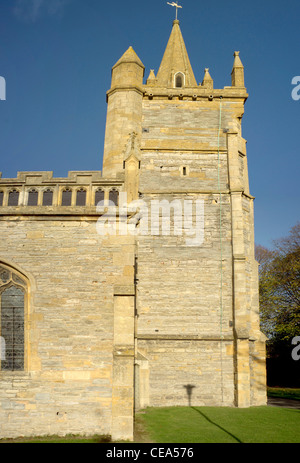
(1, 399, 299, 443)
(136, 406, 300, 443)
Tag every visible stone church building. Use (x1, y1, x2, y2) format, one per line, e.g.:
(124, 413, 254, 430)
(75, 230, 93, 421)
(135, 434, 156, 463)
(0, 19, 267, 441)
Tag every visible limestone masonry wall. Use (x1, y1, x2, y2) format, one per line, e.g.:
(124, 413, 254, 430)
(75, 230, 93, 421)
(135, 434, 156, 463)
(0, 216, 134, 438)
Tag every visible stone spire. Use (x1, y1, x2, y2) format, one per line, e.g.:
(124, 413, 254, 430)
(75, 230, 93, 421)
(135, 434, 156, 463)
(201, 68, 213, 90)
(146, 69, 157, 85)
(111, 46, 145, 88)
(231, 51, 245, 88)
(155, 20, 197, 88)
(112, 46, 144, 72)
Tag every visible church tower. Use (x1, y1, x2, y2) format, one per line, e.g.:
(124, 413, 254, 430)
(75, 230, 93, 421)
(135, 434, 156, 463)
(110, 18, 267, 413)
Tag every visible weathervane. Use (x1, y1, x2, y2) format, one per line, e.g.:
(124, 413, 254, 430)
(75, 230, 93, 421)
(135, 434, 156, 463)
(167, 1, 183, 21)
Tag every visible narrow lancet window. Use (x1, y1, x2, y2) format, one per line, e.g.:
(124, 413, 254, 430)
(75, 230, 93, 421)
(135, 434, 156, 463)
(76, 189, 87, 206)
(43, 190, 53, 206)
(109, 189, 119, 206)
(28, 190, 38, 206)
(8, 190, 19, 207)
(61, 189, 72, 206)
(95, 189, 105, 206)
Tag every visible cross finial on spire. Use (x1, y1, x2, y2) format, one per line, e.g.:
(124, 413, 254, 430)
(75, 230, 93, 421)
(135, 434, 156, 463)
(167, 1, 182, 21)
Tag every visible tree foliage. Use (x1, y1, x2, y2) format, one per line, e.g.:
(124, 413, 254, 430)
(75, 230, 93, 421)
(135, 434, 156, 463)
(256, 223, 300, 352)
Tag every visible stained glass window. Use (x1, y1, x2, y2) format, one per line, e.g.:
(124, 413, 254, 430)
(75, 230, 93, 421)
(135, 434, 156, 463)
(0, 267, 26, 372)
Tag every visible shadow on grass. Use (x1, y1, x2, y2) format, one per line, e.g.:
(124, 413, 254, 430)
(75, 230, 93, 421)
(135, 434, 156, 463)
(191, 407, 243, 443)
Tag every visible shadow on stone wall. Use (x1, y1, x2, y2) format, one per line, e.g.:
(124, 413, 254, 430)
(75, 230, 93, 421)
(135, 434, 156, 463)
(183, 384, 196, 407)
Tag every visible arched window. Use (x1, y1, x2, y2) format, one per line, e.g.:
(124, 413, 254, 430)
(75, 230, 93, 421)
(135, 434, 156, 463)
(61, 189, 72, 206)
(0, 266, 27, 371)
(76, 189, 86, 206)
(175, 73, 184, 88)
(109, 189, 119, 206)
(43, 189, 53, 206)
(28, 189, 38, 206)
(0, 191, 3, 206)
(8, 190, 19, 207)
(95, 189, 105, 206)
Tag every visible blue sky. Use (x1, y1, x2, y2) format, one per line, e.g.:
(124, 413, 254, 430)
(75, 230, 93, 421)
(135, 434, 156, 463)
(0, 0, 299, 248)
